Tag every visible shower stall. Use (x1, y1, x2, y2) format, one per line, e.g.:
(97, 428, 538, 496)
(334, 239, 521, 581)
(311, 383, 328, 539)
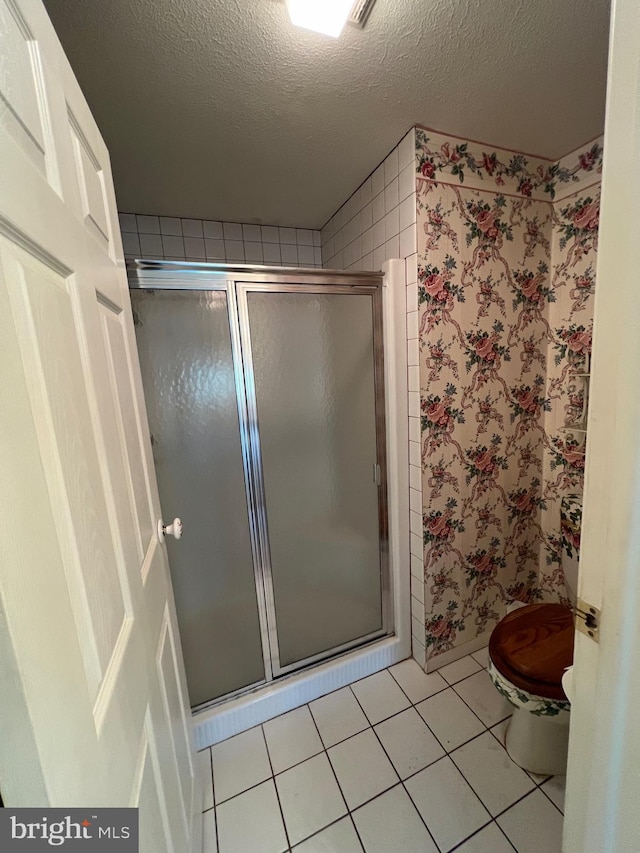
(128, 260, 394, 715)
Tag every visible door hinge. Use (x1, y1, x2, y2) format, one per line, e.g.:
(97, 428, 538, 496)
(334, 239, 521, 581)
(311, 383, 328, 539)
(575, 598, 600, 642)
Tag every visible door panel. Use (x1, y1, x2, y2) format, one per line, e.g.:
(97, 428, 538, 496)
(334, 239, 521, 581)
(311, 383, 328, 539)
(242, 288, 386, 671)
(131, 288, 267, 705)
(0, 2, 196, 849)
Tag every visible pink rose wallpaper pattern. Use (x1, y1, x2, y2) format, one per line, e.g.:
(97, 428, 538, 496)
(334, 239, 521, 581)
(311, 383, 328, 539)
(415, 127, 602, 663)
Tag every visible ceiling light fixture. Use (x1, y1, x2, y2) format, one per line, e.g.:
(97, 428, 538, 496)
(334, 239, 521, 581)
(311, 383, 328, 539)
(286, 0, 374, 38)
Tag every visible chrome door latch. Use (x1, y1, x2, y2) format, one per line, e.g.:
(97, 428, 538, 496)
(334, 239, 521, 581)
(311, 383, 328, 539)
(574, 598, 600, 642)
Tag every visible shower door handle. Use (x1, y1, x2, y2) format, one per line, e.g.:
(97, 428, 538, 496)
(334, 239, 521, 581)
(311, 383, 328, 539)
(157, 517, 183, 543)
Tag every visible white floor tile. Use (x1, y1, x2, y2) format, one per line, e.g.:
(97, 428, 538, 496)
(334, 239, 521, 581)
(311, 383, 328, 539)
(497, 789, 564, 853)
(438, 655, 483, 685)
(471, 647, 490, 669)
(454, 822, 515, 853)
(374, 708, 444, 779)
(198, 749, 213, 811)
(264, 706, 324, 773)
(416, 688, 484, 751)
(389, 659, 448, 703)
(211, 726, 272, 803)
(451, 731, 534, 815)
(202, 808, 217, 853)
(353, 785, 438, 853)
(216, 779, 288, 853)
(542, 775, 566, 813)
(453, 669, 511, 727)
(310, 688, 369, 748)
(327, 729, 397, 809)
(490, 717, 510, 748)
(350, 670, 410, 724)
(276, 753, 347, 846)
(405, 757, 491, 851)
(293, 817, 363, 852)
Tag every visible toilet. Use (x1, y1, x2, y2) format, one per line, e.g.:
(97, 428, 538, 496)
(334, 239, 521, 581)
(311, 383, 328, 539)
(487, 496, 581, 775)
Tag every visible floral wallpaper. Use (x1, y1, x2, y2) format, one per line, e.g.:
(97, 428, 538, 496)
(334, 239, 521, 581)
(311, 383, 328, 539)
(415, 127, 603, 663)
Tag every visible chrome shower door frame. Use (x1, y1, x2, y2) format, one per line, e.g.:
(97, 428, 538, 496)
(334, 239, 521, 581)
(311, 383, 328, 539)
(235, 279, 390, 679)
(128, 261, 391, 700)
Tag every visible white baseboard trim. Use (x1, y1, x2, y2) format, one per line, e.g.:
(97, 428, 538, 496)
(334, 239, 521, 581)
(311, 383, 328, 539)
(425, 629, 493, 672)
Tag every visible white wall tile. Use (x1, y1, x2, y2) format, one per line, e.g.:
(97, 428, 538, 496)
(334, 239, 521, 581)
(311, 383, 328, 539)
(263, 242, 282, 264)
(205, 238, 226, 260)
(407, 310, 419, 339)
(384, 178, 399, 211)
(223, 222, 243, 240)
(398, 164, 415, 202)
(224, 239, 244, 260)
(371, 163, 385, 197)
(406, 253, 418, 284)
(384, 148, 399, 185)
(118, 212, 137, 232)
(372, 244, 385, 270)
(385, 234, 400, 260)
(244, 241, 264, 263)
(408, 365, 420, 392)
(160, 216, 182, 236)
(313, 230, 321, 247)
(139, 233, 163, 255)
(407, 282, 418, 312)
(372, 218, 386, 249)
(279, 226, 296, 244)
(121, 231, 140, 256)
(203, 220, 223, 239)
(161, 234, 184, 257)
(314, 247, 322, 265)
(182, 218, 203, 237)
(399, 223, 417, 258)
(372, 191, 385, 224)
(136, 214, 160, 234)
(296, 228, 314, 246)
(399, 195, 416, 231)
(410, 465, 421, 491)
(408, 338, 419, 366)
(281, 243, 298, 264)
(298, 245, 315, 266)
(385, 206, 400, 240)
(183, 236, 206, 259)
(408, 391, 420, 417)
(261, 225, 279, 243)
(242, 223, 261, 242)
(398, 129, 415, 172)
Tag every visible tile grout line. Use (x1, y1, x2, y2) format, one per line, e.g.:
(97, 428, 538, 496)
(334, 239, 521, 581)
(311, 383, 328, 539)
(205, 656, 563, 852)
(208, 747, 220, 853)
(260, 724, 293, 853)
(347, 682, 444, 853)
(305, 702, 367, 853)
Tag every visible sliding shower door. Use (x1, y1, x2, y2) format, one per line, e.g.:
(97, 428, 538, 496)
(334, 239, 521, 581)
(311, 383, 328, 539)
(131, 288, 267, 705)
(239, 286, 387, 673)
(130, 267, 389, 708)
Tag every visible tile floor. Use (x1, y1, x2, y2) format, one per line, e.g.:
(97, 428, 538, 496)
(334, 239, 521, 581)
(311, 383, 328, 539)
(199, 649, 565, 852)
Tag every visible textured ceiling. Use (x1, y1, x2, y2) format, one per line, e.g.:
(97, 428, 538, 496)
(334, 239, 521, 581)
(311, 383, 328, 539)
(43, 0, 611, 228)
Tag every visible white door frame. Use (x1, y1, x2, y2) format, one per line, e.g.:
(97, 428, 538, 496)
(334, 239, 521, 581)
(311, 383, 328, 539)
(563, 0, 640, 849)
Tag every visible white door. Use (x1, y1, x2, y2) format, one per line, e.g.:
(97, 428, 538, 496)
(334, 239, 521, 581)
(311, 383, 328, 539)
(0, 1, 198, 850)
(563, 0, 640, 849)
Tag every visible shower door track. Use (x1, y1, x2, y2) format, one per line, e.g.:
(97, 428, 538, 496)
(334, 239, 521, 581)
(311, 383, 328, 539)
(128, 261, 391, 711)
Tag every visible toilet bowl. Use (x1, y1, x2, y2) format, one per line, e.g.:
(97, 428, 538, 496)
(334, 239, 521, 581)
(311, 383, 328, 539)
(488, 603, 574, 775)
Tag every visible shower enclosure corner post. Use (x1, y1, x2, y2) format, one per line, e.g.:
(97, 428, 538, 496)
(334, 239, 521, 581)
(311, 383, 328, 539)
(381, 259, 412, 662)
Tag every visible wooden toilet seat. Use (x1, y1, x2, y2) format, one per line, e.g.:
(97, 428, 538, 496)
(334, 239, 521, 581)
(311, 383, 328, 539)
(489, 604, 575, 701)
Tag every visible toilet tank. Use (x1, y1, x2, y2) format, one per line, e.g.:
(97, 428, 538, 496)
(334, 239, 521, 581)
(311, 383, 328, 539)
(560, 494, 582, 604)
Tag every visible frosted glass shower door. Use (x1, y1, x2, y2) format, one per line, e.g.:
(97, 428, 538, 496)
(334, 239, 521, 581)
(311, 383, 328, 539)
(241, 286, 387, 672)
(131, 288, 266, 706)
